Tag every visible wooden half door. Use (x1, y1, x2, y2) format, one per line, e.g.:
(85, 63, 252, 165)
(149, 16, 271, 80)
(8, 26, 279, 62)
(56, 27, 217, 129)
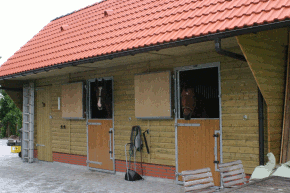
(177, 119, 220, 186)
(176, 63, 221, 185)
(88, 119, 114, 171)
(36, 86, 52, 162)
(87, 77, 114, 172)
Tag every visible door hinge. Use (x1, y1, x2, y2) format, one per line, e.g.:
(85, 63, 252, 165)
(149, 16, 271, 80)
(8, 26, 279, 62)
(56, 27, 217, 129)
(109, 151, 113, 154)
(213, 134, 219, 137)
(109, 131, 113, 134)
(175, 172, 181, 177)
(214, 160, 219, 164)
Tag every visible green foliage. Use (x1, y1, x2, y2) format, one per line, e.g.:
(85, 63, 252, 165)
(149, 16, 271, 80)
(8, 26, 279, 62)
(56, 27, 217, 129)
(0, 90, 22, 138)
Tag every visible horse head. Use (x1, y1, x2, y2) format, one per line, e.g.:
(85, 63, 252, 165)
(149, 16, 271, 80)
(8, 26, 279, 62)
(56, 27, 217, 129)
(94, 79, 112, 118)
(181, 88, 196, 120)
(95, 79, 104, 110)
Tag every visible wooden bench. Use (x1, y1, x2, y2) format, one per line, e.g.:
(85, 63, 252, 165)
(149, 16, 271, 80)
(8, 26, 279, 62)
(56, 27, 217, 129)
(181, 167, 216, 193)
(218, 160, 247, 188)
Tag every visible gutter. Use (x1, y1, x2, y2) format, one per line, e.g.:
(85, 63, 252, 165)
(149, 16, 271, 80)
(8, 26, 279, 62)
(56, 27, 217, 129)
(1, 20, 290, 80)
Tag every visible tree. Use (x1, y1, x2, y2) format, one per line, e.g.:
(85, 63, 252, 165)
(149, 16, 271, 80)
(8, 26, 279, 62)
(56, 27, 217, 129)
(0, 90, 22, 138)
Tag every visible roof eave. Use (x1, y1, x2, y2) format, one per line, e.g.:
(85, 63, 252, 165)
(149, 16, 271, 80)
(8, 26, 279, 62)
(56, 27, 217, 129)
(1, 19, 290, 80)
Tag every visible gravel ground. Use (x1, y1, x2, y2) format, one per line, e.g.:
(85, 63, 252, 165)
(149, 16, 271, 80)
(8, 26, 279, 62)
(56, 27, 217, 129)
(0, 139, 183, 193)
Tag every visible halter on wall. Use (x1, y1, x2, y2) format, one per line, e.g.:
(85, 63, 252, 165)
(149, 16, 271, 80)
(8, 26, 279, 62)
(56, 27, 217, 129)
(182, 106, 193, 111)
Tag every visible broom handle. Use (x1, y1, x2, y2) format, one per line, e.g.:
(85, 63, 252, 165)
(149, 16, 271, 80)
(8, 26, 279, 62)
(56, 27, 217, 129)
(143, 131, 150, 154)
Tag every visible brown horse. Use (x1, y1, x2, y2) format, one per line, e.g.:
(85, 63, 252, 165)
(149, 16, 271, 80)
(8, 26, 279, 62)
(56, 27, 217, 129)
(95, 79, 112, 119)
(181, 88, 208, 120)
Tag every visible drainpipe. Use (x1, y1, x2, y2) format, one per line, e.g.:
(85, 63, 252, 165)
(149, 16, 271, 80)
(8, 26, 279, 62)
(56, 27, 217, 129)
(258, 88, 265, 165)
(215, 38, 265, 165)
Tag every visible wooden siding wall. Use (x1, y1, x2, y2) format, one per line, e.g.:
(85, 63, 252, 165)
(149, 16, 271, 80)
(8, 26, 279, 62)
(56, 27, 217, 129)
(220, 56, 259, 173)
(33, 39, 259, 173)
(236, 28, 288, 163)
(35, 75, 87, 156)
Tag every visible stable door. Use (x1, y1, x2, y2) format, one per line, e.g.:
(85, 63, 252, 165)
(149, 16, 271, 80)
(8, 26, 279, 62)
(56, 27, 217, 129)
(177, 119, 220, 185)
(36, 86, 52, 162)
(175, 63, 221, 185)
(87, 78, 114, 172)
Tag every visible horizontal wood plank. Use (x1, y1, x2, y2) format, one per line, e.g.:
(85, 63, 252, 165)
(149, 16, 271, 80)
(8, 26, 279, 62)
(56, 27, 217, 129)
(219, 160, 242, 168)
(184, 182, 215, 192)
(220, 169, 245, 178)
(182, 168, 211, 176)
(219, 164, 243, 173)
(223, 173, 245, 182)
(223, 178, 247, 188)
(184, 177, 214, 187)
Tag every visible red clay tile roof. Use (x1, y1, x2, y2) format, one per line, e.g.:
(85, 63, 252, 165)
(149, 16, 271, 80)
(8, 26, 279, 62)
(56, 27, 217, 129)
(1, 0, 290, 77)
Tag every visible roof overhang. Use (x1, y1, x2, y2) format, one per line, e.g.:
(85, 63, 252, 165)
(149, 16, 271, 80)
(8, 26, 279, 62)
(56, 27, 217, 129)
(1, 20, 289, 81)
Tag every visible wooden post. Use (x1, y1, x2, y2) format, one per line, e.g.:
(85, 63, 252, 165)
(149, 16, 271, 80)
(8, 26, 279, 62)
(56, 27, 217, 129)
(281, 32, 290, 163)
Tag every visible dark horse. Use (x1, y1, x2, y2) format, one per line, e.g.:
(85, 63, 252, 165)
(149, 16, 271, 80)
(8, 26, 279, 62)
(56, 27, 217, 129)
(94, 79, 112, 119)
(181, 88, 208, 120)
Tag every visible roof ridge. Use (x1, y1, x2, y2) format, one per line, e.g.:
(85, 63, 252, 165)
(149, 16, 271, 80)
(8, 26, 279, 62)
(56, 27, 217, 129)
(50, 0, 107, 22)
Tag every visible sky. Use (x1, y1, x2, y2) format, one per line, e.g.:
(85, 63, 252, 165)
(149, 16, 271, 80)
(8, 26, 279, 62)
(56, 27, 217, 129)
(0, 0, 102, 66)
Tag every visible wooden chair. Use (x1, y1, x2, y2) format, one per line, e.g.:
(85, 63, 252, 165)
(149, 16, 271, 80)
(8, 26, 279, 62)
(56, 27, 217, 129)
(181, 167, 216, 193)
(218, 160, 247, 188)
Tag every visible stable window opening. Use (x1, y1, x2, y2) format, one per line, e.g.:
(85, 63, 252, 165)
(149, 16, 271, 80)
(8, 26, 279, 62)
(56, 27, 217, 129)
(179, 67, 219, 119)
(89, 78, 113, 119)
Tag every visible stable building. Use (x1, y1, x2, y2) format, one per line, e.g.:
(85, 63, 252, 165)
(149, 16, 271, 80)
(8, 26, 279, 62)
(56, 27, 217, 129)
(1, 0, 290, 185)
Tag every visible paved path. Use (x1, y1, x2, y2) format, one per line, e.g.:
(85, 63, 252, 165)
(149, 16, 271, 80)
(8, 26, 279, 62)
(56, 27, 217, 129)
(0, 139, 183, 193)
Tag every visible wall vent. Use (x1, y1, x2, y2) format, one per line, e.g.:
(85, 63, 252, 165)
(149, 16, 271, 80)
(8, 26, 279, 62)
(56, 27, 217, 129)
(60, 25, 69, 31)
(104, 10, 113, 17)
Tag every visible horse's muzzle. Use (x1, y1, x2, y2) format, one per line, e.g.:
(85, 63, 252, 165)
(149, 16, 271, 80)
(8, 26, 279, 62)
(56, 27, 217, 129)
(184, 113, 192, 120)
(183, 107, 192, 120)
